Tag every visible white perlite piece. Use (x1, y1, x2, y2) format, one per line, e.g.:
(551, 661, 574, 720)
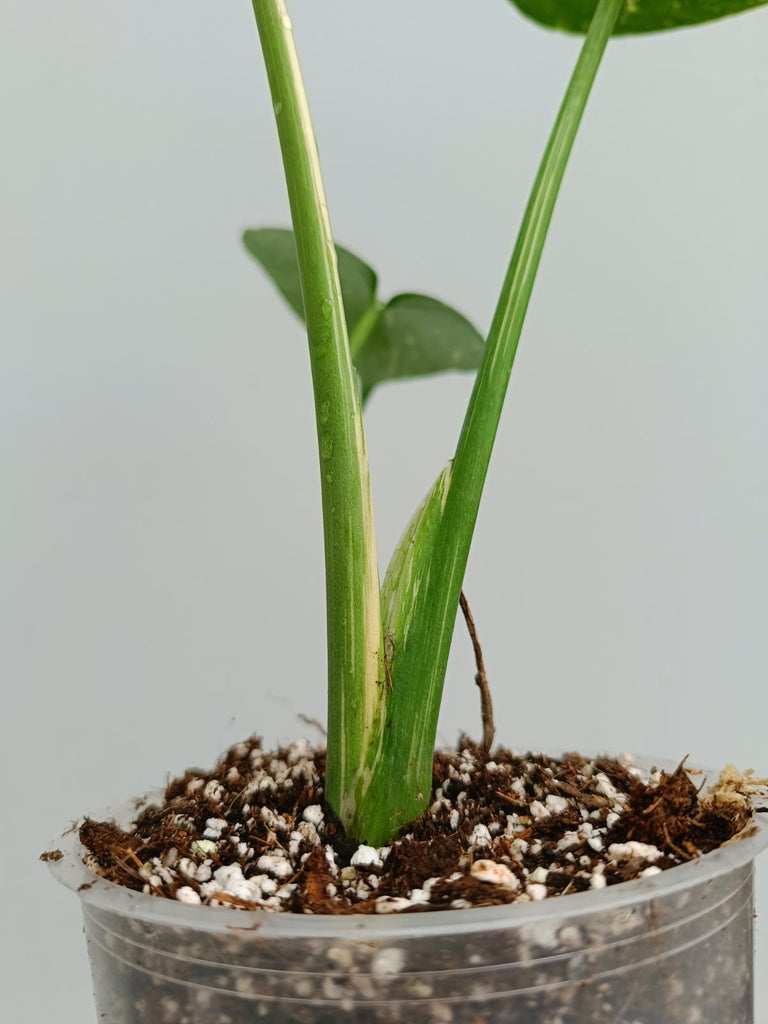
(202, 864, 262, 902)
(326, 945, 354, 969)
(302, 804, 324, 827)
(287, 737, 313, 760)
(593, 773, 622, 802)
(608, 841, 662, 862)
(470, 859, 520, 890)
(590, 869, 607, 890)
(526, 883, 548, 901)
(371, 947, 406, 976)
(508, 836, 529, 858)
(256, 853, 294, 880)
(203, 817, 227, 839)
(374, 895, 412, 914)
(469, 823, 492, 848)
(297, 820, 320, 846)
(203, 779, 224, 804)
(324, 845, 339, 877)
(259, 806, 281, 831)
(556, 831, 580, 852)
(407, 888, 431, 905)
(161, 846, 178, 868)
(545, 794, 570, 815)
(176, 886, 202, 904)
(288, 831, 304, 858)
(350, 844, 382, 868)
(177, 857, 212, 883)
(529, 800, 549, 820)
(258, 876, 278, 896)
(510, 777, 527, 801)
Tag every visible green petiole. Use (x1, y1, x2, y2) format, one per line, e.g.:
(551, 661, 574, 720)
(251, 0, 385, 832)
(252, 0, 623, 845)
(349, 0, 626, 844)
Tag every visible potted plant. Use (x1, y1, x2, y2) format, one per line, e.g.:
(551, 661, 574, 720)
(46, 0, 768, 1021)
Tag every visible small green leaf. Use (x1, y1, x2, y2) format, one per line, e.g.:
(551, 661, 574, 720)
(356, 294, 485, 400)
(243, 227, 377, 335)
(509, 0, 767, 34)
(380, 463, 453, 649)
(244, 229, 485, 402)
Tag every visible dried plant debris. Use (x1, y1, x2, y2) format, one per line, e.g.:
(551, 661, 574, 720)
(39, 849, 63, 863)
(703, 764, 768, 813)
(76, 738, 765, 916)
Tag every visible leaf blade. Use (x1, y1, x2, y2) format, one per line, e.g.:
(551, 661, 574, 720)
(349, 464, 454, 845)
(244, 229, 485, 401)
(509, 0, 768, 34)
(243, 227, 378, 334)
(356, 294, 485, 399)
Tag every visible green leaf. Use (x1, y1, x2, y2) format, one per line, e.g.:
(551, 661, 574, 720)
(509, 0, 768, 34)
(356, 294, 485, 401)
(349, 464, 454, 845)
(244, 229, 485, 402)
(243, 227, 378, 336)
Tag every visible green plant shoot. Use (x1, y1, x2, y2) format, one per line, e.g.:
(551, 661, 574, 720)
(251, 0, 383, 830)
(250, 0, 767, 845)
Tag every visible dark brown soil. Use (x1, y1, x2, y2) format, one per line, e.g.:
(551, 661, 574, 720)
(74, 736, 751, 915)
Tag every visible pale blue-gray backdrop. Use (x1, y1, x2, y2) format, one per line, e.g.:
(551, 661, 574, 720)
(2, 0, 768, 1018)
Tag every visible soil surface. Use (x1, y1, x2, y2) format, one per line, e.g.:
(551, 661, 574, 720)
(75, 736, 755, 915)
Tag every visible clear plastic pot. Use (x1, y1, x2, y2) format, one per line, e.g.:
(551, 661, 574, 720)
(49, 762, 768, 1024)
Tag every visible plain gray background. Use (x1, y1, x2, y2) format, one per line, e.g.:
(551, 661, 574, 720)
(3, 0, 768, 1018)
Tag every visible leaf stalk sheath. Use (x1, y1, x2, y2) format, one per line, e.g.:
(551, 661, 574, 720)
(251, 0, 383, 829)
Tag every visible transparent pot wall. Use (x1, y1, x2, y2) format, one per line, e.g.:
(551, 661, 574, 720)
(52, 824, 765, 1024)
(79, 864, 755, 1024)
(50, 786, 767, 1024)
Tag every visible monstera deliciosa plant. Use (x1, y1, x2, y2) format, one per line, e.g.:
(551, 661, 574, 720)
(245, 0, 767, 849)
